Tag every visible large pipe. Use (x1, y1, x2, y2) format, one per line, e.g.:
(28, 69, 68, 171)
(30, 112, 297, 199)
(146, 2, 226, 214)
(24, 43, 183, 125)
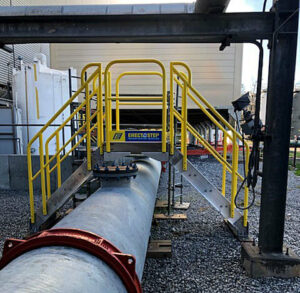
(0, 158, 161, 292)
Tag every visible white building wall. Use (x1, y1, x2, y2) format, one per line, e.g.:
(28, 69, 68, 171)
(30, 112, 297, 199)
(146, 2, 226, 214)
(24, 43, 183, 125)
(51, 43, 242, 109)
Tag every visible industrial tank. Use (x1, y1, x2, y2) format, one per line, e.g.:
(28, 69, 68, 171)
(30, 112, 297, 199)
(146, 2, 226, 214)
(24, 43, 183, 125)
(12, 54, 76, 155)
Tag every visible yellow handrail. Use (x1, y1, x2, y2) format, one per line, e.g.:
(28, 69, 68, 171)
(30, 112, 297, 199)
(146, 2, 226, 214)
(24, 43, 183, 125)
(27, 63, 102, 223)
(27, 58, 251, 230)
(104, 59, 167, 153)
(170, 62, 192, 155)
(115, 71, 163, 130)
(170, 61, 249, 226)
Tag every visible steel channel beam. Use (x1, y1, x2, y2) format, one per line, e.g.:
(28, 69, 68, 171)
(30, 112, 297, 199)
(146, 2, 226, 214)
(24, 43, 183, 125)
(0, 8, 274, 44)
(258, 0, 299, 253)
(0, 158, 161, 292)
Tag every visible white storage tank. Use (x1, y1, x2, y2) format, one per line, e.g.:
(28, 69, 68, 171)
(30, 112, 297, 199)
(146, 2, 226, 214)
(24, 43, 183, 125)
(13, 54, 77, 155)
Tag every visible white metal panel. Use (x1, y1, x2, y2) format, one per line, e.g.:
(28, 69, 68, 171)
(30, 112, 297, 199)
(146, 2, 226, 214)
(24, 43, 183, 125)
(13, 59, 74, 155)
(51, 43, 243, 109)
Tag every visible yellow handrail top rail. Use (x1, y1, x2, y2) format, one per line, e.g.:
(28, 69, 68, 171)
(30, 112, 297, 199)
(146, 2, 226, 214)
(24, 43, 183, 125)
(172, 64, 249, 148)
(116, 71, 163, 82)
(104, 59, 166, 75)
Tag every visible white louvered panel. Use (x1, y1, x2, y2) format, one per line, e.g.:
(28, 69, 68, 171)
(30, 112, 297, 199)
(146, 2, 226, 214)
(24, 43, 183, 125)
(51, 43, 243, 108)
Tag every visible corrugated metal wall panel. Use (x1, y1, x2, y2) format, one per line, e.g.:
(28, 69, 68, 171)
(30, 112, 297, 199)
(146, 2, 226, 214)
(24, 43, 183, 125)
(51, 43, 242, 108)
(0, 1, 50, 87)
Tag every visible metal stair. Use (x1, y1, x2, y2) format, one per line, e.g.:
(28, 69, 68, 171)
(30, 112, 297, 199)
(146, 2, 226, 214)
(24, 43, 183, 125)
(31, 149, 103, 232)
(169, 149, 248, 239)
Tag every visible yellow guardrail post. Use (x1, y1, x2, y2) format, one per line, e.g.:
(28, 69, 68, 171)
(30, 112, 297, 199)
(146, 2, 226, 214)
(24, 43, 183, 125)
(104, 71, 110, 152)
(108, 72, 112, 133)
(38, 134, 47, 215)
(162, 71, 167, 153)
(116, 81, 120, 131)
(170, 62, 192, 159)
(222, 133, 228, 196)
(182, 80, 188, 171)
(97, 67, 103, 154)
(170, 64, 174, 155)
(56, 132, 61, 188)
(105, 70, 111, 152)
(27, 147, 35, 223)
(86, 82, 91, 170)
(230, 133, 238, 218)
(45, 143, 51, 199)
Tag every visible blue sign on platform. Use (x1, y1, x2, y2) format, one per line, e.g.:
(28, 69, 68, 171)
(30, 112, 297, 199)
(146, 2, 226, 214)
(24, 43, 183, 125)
(125, 131, 162, 142)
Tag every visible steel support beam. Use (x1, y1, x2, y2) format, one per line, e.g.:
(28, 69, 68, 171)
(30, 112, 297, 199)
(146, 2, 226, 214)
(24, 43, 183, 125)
(259, 0, 299, 254)
(242, 0, 300, 278)
(0, 8, 274, 44)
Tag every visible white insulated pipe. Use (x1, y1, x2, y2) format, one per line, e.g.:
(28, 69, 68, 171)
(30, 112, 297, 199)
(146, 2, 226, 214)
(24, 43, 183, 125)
(0, 158, 161, 293)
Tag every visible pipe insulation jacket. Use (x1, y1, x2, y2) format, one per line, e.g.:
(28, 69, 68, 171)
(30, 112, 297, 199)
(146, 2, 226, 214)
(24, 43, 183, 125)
(0, 158, 161, 293)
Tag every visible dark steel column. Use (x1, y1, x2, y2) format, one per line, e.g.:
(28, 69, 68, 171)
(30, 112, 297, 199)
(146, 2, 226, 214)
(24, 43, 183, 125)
(259, 0, 299, 253)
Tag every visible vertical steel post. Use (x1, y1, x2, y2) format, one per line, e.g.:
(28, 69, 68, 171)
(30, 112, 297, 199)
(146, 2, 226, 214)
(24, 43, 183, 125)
(230, 132, 238, 218)
(258, 0, 299, 253)
(179, 175, 183, 204)
(172, 166, 175, 207)
(167, 161, 172, 215)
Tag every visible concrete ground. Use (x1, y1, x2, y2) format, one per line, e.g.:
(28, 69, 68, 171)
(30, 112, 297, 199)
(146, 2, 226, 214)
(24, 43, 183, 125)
(0, 157, 300, 292)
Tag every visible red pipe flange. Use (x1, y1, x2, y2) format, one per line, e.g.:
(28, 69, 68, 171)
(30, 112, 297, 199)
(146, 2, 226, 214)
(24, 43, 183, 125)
(161, 161, 167, 172)
(0, 228, 142, 293)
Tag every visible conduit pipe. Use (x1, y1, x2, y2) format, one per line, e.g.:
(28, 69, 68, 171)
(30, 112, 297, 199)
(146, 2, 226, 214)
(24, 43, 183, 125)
(0, 158, 161, 293)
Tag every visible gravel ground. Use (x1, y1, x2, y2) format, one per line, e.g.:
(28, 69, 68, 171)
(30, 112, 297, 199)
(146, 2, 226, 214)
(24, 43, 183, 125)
(142, 157, 300, 293)
(0, 157, 300, 292)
